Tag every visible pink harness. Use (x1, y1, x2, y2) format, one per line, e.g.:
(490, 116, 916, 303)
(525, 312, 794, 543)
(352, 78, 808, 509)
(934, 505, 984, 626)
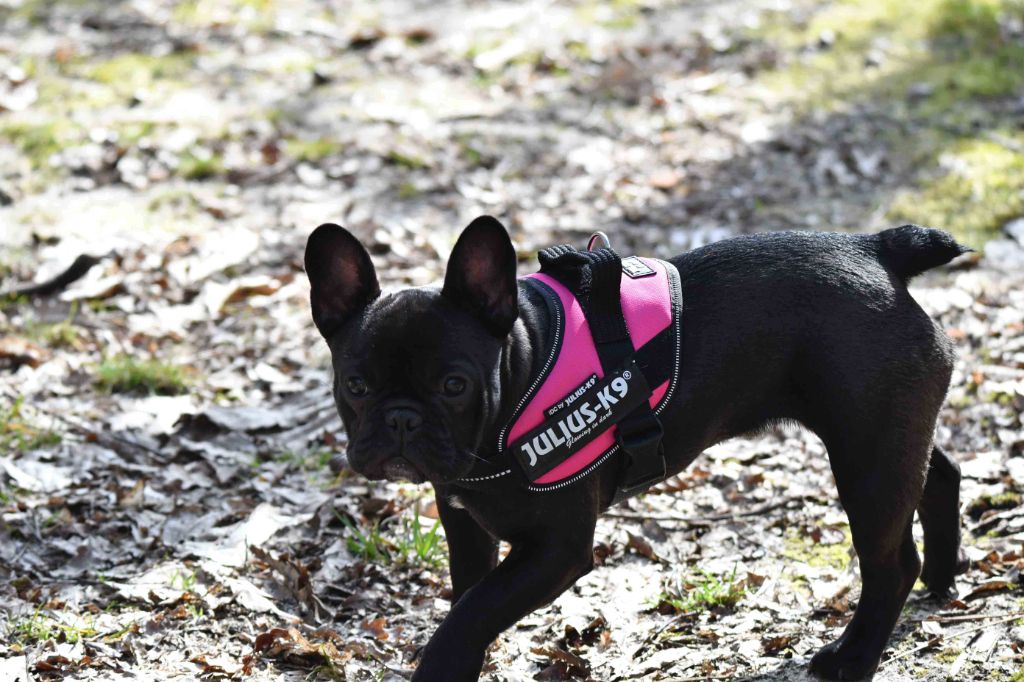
(462, 254, 681, 492)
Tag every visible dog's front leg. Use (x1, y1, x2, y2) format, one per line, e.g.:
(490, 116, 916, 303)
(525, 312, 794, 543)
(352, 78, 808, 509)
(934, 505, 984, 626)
(435, 491, 498, 601)
(413, 528, 595, 681)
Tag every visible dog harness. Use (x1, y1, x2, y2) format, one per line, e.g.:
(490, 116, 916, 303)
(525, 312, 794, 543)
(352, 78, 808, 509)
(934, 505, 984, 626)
(460, 236, 682, 503)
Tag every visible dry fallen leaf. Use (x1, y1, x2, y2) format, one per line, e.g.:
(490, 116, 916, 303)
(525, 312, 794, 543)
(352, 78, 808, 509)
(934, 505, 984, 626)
(0, 336, 48, 369)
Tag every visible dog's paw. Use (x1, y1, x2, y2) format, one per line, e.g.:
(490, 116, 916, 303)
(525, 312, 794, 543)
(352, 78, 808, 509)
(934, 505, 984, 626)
(809, 641, 878, 681)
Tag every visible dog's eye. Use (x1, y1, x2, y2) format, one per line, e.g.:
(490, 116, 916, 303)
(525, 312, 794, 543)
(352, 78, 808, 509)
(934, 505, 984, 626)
(442, 375, 467, 397)
(345, 376, 368, 397)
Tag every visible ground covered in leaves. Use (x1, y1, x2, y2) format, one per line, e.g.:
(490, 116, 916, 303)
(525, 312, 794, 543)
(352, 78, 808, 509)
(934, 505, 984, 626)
(2, 0, 1024, 680)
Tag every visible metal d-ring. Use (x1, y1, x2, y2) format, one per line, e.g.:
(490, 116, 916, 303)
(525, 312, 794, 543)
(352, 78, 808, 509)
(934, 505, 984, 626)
(587, 231, 611, 251)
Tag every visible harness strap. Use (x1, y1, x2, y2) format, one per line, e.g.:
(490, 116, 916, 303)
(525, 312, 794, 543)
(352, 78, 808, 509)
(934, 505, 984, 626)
(537, 245, 667, 503)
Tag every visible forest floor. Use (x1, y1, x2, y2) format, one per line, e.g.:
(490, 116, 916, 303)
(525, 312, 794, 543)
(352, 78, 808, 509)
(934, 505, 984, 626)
(1, 0, 1024, 680)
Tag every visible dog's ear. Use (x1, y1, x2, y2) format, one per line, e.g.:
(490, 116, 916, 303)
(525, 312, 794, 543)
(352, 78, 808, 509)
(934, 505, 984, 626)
(443, 215, 518, 336)
(305, 223, 380, 338)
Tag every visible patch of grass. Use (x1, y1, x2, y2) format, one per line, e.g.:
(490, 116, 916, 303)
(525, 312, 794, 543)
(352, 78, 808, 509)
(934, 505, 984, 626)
(341, 516, 392, 564)
(392, 516, 447, 569)
(169, 568, 199, 592)
(8, 609, 97, 647)
(276, 448, 333, 471)
(657, 566, 747, 613)
(338, 510, 447, 568)
(22, 304, 83, 349)
(758, 0, 1024, 109)
(887, 137, 1024, 247)
(753, 0, 1024, 245)
(0, 396, 62, 451)
(94, 355, 191, 395)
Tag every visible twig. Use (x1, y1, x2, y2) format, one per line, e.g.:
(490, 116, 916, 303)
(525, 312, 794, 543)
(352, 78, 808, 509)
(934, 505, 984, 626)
(913, 611, 1024, 624)
(1, 253, 104, 300)
(879, 613, 1023, 669)
(605, 499, 795, 525)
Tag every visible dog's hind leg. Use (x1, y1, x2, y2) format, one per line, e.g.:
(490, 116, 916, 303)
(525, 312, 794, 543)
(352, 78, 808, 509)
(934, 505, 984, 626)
(918, 445, 969, 596)
(810, 434, 927, 681)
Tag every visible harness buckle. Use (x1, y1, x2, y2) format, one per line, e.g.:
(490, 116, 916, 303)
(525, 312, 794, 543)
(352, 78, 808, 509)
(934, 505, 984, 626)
(614, 412, 666, 500)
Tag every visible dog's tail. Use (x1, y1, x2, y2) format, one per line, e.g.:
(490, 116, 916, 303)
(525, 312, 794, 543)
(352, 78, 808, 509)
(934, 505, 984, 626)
(875, 224, 971, 281)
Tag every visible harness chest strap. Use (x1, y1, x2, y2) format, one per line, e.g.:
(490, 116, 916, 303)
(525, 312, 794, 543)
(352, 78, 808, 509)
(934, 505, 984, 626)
(536, 246, 668, 502)
(457, 243, 681, 500)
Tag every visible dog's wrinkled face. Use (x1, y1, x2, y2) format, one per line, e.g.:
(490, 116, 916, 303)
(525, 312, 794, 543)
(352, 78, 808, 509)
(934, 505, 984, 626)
(305, 216, 519, 484)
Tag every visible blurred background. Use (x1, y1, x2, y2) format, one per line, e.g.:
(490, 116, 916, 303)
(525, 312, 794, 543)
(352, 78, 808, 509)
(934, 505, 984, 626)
(1, 1, 1023, 680)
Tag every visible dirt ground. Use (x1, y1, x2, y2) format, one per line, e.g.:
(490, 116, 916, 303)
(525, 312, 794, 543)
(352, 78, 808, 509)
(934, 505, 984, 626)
(2, 1, 1023, 680)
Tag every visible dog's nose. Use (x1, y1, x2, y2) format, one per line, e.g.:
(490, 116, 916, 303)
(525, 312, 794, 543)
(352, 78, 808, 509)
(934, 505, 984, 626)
(385, 407, 422, 436)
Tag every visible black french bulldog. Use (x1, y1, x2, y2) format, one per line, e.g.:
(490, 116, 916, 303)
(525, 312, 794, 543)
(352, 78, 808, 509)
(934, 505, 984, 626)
(304, 216, 969, 681)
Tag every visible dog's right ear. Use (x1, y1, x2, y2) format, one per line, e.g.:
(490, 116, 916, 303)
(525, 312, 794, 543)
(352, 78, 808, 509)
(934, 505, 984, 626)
(305, 223, 380, 338)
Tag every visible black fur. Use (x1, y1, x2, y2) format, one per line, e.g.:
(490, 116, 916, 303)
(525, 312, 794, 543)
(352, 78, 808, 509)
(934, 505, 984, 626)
(305, 219, 968, 681)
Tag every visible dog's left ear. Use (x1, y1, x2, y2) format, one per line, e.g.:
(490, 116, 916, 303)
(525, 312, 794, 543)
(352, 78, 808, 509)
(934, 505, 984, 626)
(443, 215, 518, 336)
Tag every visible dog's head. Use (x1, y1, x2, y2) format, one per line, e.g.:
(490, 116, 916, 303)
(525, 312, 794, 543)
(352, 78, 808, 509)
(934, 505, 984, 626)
(305, 216, 518, 484)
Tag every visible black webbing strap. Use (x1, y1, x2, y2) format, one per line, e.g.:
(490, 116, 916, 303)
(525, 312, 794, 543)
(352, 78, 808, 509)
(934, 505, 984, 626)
(537, 245, 666, 502)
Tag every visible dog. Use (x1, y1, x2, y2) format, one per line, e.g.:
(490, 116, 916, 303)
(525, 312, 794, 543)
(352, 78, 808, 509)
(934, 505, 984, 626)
(304, 216, 969, 681)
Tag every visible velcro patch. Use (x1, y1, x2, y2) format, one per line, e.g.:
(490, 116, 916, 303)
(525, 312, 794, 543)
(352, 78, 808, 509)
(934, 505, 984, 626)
(510, 360, 652, 481)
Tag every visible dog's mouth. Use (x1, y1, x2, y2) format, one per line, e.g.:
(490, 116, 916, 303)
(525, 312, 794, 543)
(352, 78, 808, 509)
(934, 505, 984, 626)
(381, 457, 425, 483)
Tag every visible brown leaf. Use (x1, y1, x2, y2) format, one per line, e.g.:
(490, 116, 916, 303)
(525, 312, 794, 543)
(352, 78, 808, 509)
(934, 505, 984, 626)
(530, 645, 590, 677)
(762, 634, 799, 655)
(33, 655, 72, 672)
(361, 616, 389, 641)
(626, 532, 659, 562)
(965, 578, 1016, 600)
(249, 546, 329, 622)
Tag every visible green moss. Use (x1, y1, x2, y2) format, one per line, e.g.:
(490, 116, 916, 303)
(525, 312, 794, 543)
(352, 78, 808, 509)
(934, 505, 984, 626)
(95, 355, 191, 395)
(81, 51, 196, 95)
(397, 181, 419, 199)
(935, 646, 962, 663)
(178, 150, 224, 180)
(783, 526, 852, 571)
(574, 0, 642, 29)
(386, 150, 428, 169)
(0, 120, 77, 169)
(173, 0, 274, 30)
(967, 490, 1022, 518)
(887, 138, 1024, 247)
(284, 137, 343, 162)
